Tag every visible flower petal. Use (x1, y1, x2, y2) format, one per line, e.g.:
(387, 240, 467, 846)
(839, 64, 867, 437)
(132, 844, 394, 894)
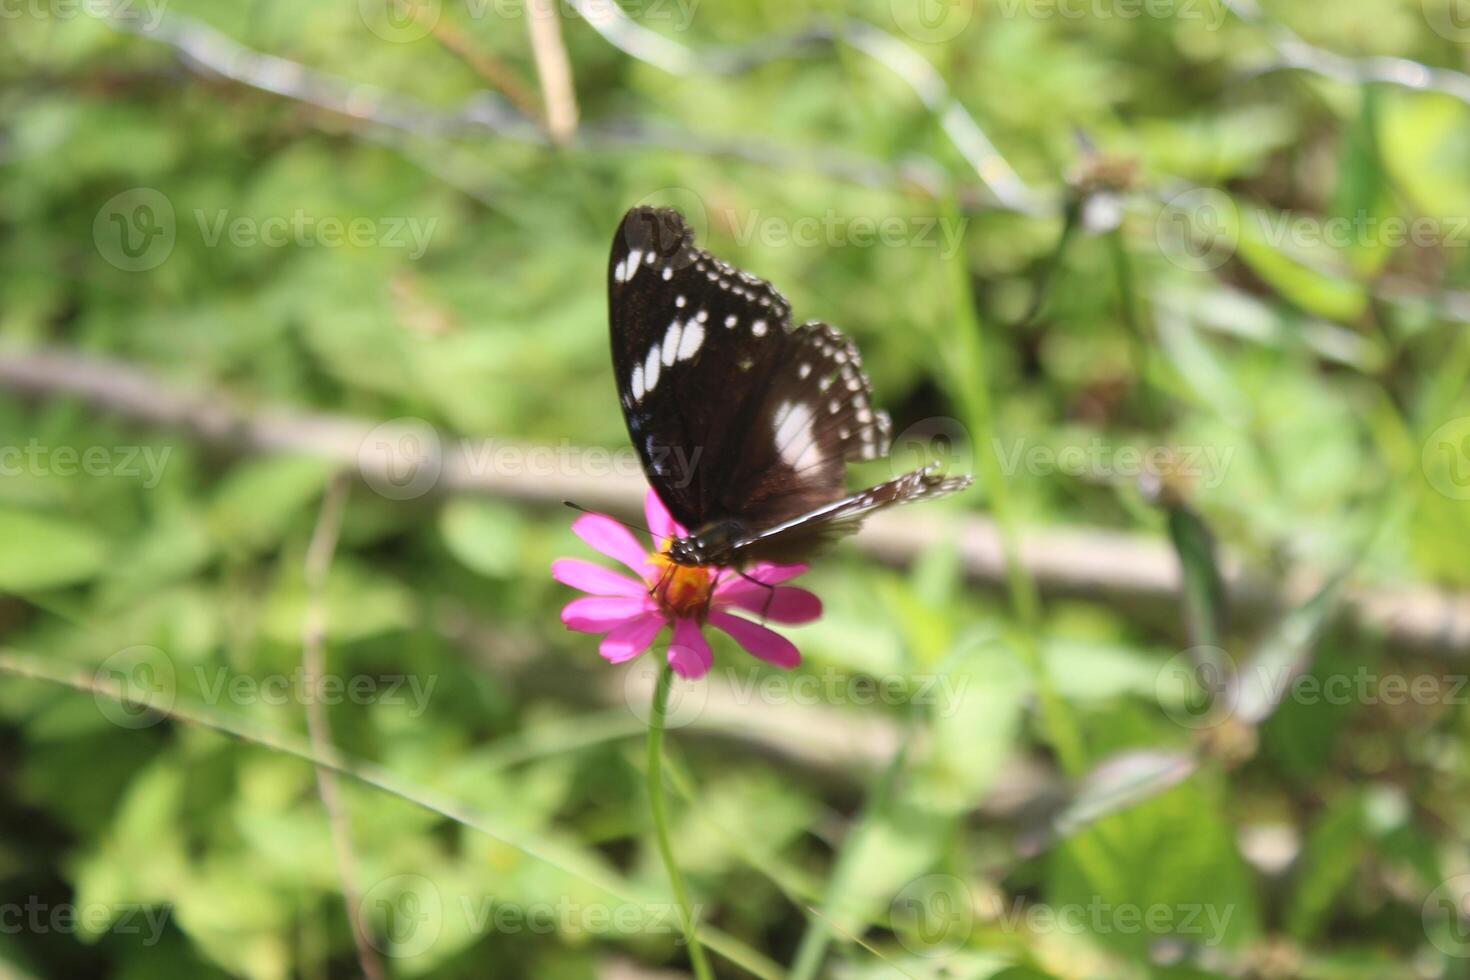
(600, 612, 667, 663)
(561, 595, 652, 633)
(714, 582, 822, 624)
(668, 617, 713, 678)
(707, 610, 801, 668)
(644, 489, 684, 550)
(551, 558, 647, 598)
(572, 513, 652, 573)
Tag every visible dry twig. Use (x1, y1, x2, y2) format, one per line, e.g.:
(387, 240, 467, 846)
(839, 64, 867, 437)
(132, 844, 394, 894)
(299, 473, 384, 980)
(2, 347, 1467, 656)
(525, 0, 580, 145)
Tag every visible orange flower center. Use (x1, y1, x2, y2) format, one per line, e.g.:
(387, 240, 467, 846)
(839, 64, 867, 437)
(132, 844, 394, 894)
(648, 552, 716, 620)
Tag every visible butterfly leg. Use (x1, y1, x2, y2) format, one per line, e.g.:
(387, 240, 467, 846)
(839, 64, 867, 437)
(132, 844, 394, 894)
(648, 561, 674, 599)
(735, 568, 778, 624)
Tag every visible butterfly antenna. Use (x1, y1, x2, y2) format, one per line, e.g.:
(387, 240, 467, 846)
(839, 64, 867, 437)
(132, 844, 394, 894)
(562, 500, 656, 538)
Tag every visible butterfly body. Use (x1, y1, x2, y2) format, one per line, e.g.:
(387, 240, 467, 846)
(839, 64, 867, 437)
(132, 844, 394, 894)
(665, 520, 745, 567)
(608, 205, 970, 569)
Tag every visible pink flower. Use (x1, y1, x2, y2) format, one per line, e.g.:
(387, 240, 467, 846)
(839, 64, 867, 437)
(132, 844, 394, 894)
(552, 489, 822, 679)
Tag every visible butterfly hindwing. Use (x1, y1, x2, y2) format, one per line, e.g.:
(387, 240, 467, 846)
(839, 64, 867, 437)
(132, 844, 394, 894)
(723, 321, 892, 526)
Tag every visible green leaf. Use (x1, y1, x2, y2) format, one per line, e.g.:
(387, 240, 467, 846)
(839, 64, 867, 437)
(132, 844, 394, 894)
(260, 560, 414, 644)
(1236, 210, 1368, 323)
(98, 508, 215, 608)
(1286, 791, 1366, 942)
(1380, 91, 1470, 222)
(1048, 772, 1259, 960)
(0, 507, 108, 591)
(1235, 569, 1352, 726)
(911, 639, 1029, 813)
(438, 499, 527, 579)
(207, 456, 333, 554)
(1332, 89, 1395, 277)
(1166, 504, 1226, 649)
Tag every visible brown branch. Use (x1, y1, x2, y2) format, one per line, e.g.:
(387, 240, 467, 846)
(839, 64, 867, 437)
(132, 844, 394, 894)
(2, 347, 1468, 656)
(412, 2, 546, 124)
(300, 472, 384, 980)
(525, 0, 579, 145)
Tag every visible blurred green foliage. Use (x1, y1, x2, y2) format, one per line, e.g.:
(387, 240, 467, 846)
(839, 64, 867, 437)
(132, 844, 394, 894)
(2, 0, 1470, 977)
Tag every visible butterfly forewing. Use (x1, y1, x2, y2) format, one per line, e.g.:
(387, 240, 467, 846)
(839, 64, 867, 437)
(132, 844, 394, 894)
(609, 207, 795, 530)
(732, 465, 971, 564)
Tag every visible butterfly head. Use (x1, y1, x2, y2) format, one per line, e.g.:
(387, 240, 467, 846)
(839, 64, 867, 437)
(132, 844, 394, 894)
(664, 536, 706, 566)
(665, 520, 745, 568)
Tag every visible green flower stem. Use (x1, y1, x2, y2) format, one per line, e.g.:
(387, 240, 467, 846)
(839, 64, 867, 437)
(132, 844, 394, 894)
(941, 196, 1088, 777)
(647, 662, 715, 980)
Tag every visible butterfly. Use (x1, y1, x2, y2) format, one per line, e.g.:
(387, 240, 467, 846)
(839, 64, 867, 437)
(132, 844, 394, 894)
(608, 205, 971, 569)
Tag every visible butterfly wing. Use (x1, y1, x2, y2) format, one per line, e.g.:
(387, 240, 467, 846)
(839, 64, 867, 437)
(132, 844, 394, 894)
(608, 206, 795, 530)
(721, 320, 893, 525)
(608, 205, 969, 561)
(729, 464, 973, 565)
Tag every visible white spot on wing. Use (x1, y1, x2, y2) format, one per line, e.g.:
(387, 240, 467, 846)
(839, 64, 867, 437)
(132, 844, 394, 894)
(676, 321, 705, 361)
(774, 400, 821, 472)
(614, 259, 627, 283)
(752, 319, 767, 337)
(798, 362, 811, 379)
(631, 363, 644, 401)
(724, 314, 737, 328)
(644, 345, 662, 394)
(626, 249, 642, 277)
(662, 320, 683, 368)
(661, 267, 673, 281)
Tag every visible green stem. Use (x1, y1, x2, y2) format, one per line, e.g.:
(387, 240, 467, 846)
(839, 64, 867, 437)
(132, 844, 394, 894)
(1108, 226, 1163, 431)
(788, 735, 912, 980)
(940, 196, 1088, 777)
(647, 662, 715, 980)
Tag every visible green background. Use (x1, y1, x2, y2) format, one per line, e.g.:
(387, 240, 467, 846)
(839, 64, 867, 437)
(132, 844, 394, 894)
(3, 0, 1470, 976)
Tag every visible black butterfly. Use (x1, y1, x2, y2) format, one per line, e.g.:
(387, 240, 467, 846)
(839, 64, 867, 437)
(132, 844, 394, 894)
(608, 205, 970, 568)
